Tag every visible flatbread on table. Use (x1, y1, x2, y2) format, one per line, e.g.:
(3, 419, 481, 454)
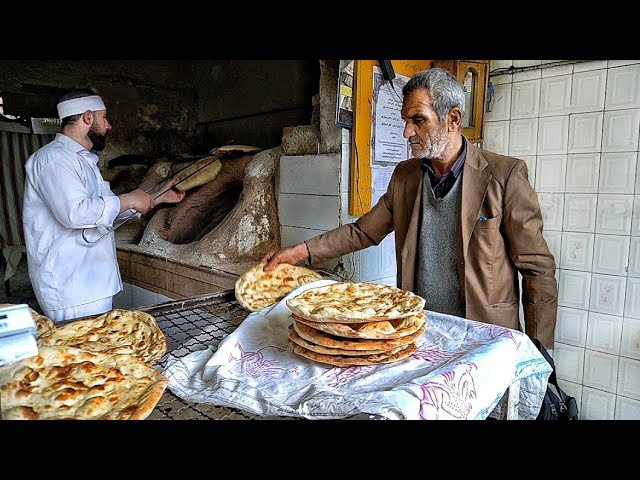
(235, 263, 323, 312)
(289, 340, 417, 367)
(0, 345, 168, 420)
(287, 325, 404, 356)
(292, 311, 425, 339)
(38, 309, 167, 365)
(292, 319, 426, 351)
(286, 282, 426, 323)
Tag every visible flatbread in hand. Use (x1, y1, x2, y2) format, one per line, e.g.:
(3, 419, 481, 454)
(0, 345, 168, 420)
(38, 309, 167, 365)
(235, 263, 322, 312)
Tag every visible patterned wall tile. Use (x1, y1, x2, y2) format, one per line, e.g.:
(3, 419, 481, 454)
(590, 274, 627, 317)
(583, 349, 619, 393)
(586, 312, 623, 355)
(628, 237, 640, 278)
(566, 153, 600, 193)
(560, 232, 594, 271)
(511, 79, 541, 119)
(624, 278, 640, 319)
(559, 270, 592, 310)
(537, 116, 569, 155)
(536, 155, 567, 192)
(598, 152, 638, 194)
(617, 357, 640, 400)
(633, 196, 640, 236)
(592, 235, 630, 276)
(563, 194, 597, 233)
(581, 386, 616, 419)
(540, 76, 572, 117)
(605, 64, 640, 110)
(556, 306, 588, 347)
(508, 118, 538, 156)
(568, 112, 603, 153)
(601, 109, 640, 152)
(614, 395, 640, 419)
(554, 342, 586, 383)
(539, 193, 565, 231)
(571, 69, 607, 114)
(620, 318, 640, 360)
(485, 82, 512, 122)
(595, 195, 634, 235)
(483, 121, 510, 155)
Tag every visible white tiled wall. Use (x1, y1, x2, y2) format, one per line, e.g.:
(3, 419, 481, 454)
(279, 142, 394, 282)
(485, 59, 640, 419)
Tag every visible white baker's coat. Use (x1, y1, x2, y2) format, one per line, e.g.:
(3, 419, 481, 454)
(23, 133, 136, 317)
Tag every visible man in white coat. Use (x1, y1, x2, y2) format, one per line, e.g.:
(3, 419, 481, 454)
(23, 90, 185, 323)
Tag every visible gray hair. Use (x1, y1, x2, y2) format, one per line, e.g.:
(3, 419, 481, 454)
(402, 68, 465, 121)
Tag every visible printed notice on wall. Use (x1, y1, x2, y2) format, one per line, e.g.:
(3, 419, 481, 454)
(371, 65, 411, 169)
(371, 167, 393, 207)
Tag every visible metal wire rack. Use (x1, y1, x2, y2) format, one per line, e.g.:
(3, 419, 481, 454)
(140, 290, 297, 420)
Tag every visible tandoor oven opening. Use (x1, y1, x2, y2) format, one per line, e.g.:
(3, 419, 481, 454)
(109, 145, 282, 300)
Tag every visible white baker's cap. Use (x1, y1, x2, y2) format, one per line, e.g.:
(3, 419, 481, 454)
(57, 95, 106, 119)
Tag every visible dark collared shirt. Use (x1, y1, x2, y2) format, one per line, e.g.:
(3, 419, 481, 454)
(420, 136, 467, 199)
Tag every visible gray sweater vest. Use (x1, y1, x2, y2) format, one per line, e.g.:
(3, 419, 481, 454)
(415, 172, 465, 317)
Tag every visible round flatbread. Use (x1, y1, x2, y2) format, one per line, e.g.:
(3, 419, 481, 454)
(292, 311, 425, 339)
(287, 325, 403, 356)
(289, 340, 417, 367)
(31, 309, 56, 338)
(0, 345, 168, 420)
(173, 156, 223, 192)
(286, 282, 425, 323)
(292, 319, 426, 352)
(38, 309, 167, 365)
(235, 263, 323, 312)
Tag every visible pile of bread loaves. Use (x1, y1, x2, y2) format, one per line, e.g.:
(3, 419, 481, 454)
(286, 282, 426, 367)
(0, 306, 168, 420)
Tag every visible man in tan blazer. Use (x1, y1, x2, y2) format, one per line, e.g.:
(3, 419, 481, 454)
(263, 67, 558, 349)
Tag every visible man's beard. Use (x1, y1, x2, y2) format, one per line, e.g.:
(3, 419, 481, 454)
(410, 123, 448, 160)
(88, 127, 107, 152)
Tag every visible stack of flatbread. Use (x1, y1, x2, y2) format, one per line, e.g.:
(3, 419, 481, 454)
(0, 306, 168, 420)
(235, 262, 323, 312)
(286, 282, 426, 367)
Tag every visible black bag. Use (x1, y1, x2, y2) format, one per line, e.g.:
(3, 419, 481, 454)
(531, 338, 579, 420)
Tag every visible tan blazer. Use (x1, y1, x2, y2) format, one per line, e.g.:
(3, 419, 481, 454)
(305, 142, 558, 348)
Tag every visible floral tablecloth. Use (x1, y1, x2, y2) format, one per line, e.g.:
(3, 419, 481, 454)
(164, 280, 552, 420)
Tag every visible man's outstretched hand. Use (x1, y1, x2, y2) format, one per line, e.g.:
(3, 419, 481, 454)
(261, 243, 310, 271)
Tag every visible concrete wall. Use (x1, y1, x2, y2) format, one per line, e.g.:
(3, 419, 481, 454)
(0, 60, 320, 164)
(192, 60, 319, 151)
